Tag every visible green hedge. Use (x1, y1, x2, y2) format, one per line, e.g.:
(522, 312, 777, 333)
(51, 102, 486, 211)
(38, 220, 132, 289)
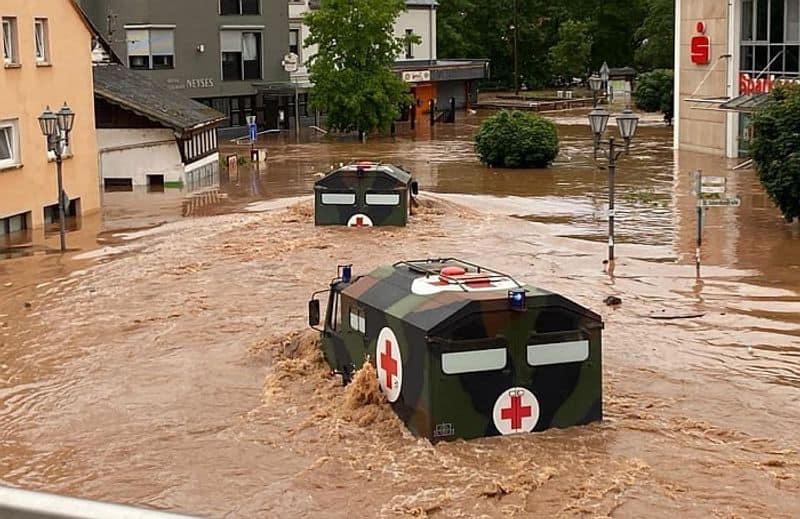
(633, 69, 674, 118)
(750, 85, 800, 221)
(474, 110, 560, 168)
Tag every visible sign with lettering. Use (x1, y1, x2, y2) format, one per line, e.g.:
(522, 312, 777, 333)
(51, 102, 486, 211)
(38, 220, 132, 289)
(739, 73, 800, 95)
(698, 198, 741, 207)
(402, 70, 431, 83)
(691, 22, 711, 65)
(186, 78, 215, 89)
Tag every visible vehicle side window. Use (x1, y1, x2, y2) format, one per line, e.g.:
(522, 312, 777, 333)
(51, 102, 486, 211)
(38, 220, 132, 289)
(349, 306, 366, 333)
(365, 192, 401, 206)
(321, 192, 356, 205)
(329, 292, 341, 331)
(527, 340, 589, 367)
(441, 348, 507, 375)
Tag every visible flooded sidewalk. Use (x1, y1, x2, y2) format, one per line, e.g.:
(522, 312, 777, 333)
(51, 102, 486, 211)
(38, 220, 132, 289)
(0, 115, 799, 517)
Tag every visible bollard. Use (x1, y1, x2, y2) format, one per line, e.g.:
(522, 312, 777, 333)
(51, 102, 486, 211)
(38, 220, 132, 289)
(429, 99, 436, 126)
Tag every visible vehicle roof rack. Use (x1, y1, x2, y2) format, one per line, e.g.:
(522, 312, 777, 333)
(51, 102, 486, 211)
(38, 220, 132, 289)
(393, 258, 524, 291)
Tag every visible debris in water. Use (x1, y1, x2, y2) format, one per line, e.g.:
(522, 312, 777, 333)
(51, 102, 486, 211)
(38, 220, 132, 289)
(604, 296, 622, 307)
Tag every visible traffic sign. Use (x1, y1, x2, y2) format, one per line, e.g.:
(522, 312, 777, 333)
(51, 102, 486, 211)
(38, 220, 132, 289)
(282, 53, 299, 73)
(698, 197, 741, 207)
(701, 185, 727, 194)
(248, 124, 257, 143)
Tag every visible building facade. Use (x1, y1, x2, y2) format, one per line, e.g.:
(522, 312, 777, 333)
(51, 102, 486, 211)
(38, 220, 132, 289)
(676, 0, 800, 158)
(77, 0, 289, 133)
(290, 0, 488, 113)
(0, 0, 100, 243)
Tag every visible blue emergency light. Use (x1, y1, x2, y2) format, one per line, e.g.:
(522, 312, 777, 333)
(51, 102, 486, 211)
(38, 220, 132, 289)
(340, 264, 353, 283)
(509, 288, 527, 311)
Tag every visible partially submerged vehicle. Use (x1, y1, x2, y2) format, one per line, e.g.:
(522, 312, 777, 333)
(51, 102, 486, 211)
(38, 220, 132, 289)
(313, 162, 419, 227)
(308, 258, 604, 441)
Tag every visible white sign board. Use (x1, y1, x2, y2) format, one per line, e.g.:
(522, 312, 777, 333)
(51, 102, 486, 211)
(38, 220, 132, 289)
(402, 70, 431, 83)
(282, 53, 299, 73)
(698, 198, 742, 207)
(701, 185, 727, 194)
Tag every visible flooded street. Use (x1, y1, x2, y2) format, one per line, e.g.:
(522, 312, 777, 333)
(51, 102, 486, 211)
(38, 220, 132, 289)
(1, 113, 799, 517)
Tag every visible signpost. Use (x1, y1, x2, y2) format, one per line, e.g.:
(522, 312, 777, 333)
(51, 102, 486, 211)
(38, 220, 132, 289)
(693, 170, 741, 277)
(282, 53, 301, 142)
(246, 115, 258, 168)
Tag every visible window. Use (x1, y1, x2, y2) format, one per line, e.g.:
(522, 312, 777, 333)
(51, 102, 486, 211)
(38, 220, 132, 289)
(34, 18, 49, 63)
(289, 28, 300, 57)
(527, 340, 589, 367)
(442, 348, 507, 375)
(2, 17, 18, 65)
(349, 307, 366, 333)
(220, 0, 260, 15)
(126, 28, 175, 70)
(321, 192, 356, 205)
(0, 211, 29, 237)
(405, 29, 414, 59)
(366, 193, 401, 206)
(328, 292, 341, 331)
(788, 0, 800, 42)
(221, 31, 261, 80)
(0, 120, 20, 169)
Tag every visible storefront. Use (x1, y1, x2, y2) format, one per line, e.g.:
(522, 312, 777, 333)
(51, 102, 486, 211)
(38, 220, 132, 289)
(676, 0, 800, 158)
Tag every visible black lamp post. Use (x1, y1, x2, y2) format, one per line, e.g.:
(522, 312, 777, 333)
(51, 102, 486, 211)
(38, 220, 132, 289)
(589, 107, 640, 264)
(38, 102, 75, 252)
(588, 74, 603, 107)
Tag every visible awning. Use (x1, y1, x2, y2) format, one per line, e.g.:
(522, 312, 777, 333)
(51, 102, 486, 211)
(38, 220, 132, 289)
(719, 93, 769, 113)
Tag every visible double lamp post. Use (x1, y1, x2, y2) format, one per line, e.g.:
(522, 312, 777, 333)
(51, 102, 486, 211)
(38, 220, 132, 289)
(586, 84, 640, 264)
(38, 103, 76, 252)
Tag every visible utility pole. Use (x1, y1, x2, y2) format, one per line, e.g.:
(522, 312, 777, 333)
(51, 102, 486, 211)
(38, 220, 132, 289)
(513, 0, 519, 95)
(607, 137, 617, 262)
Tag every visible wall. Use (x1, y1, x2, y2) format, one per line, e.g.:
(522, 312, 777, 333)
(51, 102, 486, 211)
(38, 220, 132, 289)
(0, 0, 100, 230)
(395, 8, 437, 62)
(97, 129, 183, 185)
(77, 0, 289, 99)
(289, 1, 315, 87)
(676, 0, 733, 156)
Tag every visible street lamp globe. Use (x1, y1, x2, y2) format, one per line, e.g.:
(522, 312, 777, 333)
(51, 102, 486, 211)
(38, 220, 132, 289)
(616, 108, 640, 141)
(588, 74, 603, 93)
(56, 102, 76, 134)
(38, 106, 58, 137)
(588, 106, 610, 137)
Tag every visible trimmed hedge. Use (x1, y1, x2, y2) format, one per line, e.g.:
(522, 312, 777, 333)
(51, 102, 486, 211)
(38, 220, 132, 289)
(633, 69, 674, 118)
(474, 110, 560, 168)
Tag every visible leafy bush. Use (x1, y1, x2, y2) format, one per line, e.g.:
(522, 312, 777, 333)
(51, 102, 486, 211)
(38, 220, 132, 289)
(474, 111, 559, 168)
(750, 85, 800, 222)
(633, 69, 674, 117)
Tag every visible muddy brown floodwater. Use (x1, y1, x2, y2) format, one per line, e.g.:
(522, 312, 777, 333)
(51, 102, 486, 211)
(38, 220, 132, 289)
(1, 113, 799, 518)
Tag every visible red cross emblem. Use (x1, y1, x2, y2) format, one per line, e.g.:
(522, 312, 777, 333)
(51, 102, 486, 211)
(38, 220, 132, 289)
(348, 214, 373, 228)
(492, 387, 539, 435)
(380, 339, 398, 390)
(354, 216, 364, 227)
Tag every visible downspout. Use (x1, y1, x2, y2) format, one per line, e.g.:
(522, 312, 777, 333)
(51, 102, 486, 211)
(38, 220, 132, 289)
(673, 0, 681, 150)
(429, 4, 434, 65)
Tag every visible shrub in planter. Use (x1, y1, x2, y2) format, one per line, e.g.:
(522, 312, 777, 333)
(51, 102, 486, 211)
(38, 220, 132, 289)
(633, 69, 674, 115)
(475, 110, 559, 168)
(750, 84, 800, 222)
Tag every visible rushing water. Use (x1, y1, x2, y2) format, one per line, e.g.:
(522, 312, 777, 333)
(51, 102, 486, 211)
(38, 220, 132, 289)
(0, 113, 798, 517)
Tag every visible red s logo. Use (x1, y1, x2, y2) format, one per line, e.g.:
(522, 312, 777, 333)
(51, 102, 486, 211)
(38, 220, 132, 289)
(691, 22, 711, 65)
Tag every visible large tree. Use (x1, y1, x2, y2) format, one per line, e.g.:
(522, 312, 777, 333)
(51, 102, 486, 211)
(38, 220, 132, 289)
(634, 0, 674, 71)
(549, 20, 593, 81)
(305, 0, 414, 137)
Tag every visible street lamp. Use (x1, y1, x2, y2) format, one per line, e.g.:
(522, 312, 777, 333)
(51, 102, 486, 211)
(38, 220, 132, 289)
(38, 102, 75, 252)
(588, 74, 603, 107)
(589, 106, 640, 264)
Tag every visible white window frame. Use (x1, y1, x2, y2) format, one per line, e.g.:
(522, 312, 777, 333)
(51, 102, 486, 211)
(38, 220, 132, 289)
(365, 193, 401, 206)
(2, 17, 18, 65)
(34, 18, 49, 63)
(0, 119, 20, 169)
(125, 26, 176, 70)
(442, 348, 507, 375)
(289, 26, 302, 61)
(321, 192, 356, 205)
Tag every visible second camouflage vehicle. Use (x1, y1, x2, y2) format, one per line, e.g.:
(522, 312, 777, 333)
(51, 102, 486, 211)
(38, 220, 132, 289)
(308, 258, 604, 441)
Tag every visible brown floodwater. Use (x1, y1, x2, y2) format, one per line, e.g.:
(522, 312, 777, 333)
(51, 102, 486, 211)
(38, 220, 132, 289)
(0, 113, 799, 517)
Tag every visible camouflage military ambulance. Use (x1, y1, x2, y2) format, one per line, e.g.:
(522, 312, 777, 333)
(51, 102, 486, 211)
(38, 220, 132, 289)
(308, 258, 604, 441)
(314, 162, 418, 227)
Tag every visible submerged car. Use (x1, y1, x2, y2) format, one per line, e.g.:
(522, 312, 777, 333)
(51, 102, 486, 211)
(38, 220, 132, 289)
(308, 258, 604, 441)
(313, 162, 418, 227)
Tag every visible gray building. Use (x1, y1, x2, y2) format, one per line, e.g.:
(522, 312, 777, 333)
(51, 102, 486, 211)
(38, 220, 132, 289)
(78, 0, 290, 133)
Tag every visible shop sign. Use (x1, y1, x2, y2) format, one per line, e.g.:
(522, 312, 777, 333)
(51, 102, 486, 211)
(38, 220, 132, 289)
(740, 73, 800, 95)
(691, 22, 711, 65)
(402, 70, 431, 83)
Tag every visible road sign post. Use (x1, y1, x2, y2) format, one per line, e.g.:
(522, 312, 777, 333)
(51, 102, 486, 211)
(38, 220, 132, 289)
(693, 169, 741, 277)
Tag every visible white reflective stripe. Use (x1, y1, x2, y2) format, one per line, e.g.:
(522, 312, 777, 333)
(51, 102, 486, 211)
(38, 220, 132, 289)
(442, 348, 507, 375)
(365, 193, 400, 206)
(527, 340, 589, 366)
(321, 193, 355, 205)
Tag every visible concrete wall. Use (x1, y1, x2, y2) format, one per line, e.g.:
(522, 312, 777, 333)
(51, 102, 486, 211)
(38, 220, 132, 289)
(77, 0, 289, 99)
(676, 0, 735, 157)
(98, 129, 183, 185)
(395, 8, 437, 62)
(0, 0, 100, 230)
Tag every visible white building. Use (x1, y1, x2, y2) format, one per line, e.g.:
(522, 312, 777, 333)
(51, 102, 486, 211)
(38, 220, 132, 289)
(288, 0, 487, 111)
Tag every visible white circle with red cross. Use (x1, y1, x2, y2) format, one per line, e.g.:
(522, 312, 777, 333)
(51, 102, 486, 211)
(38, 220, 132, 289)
(376, 327, 403, 403)
(347, 214, 374, 228)
(492, 387, 540, 435)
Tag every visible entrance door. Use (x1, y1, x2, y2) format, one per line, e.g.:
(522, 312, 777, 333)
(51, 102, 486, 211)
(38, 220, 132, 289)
(412, 83, 437, 113)
(261, 95, 279, 130)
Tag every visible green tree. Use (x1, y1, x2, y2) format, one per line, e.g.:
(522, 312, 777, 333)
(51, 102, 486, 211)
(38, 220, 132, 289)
(633, 69, 673, 116)
(549, 20, 592, 80)
(305, 0, 415, 137)
(634, 0, 674, 71)
(750, 85, 800, 222)
(475, 110, 559, 168)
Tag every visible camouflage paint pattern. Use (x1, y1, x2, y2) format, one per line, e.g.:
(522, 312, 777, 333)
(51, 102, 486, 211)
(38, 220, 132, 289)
(312, 259, 604, 442)
(314, 163, 414, 227)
